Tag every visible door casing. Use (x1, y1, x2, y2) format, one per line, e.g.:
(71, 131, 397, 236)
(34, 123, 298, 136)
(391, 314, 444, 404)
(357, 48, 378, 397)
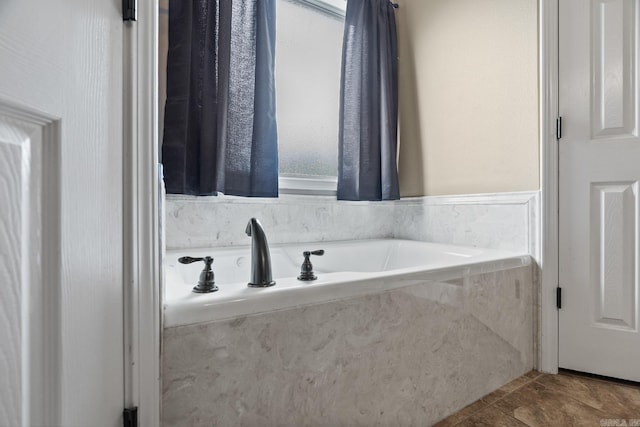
(124, 1, 163, 425)
(539, 0, 560, 374)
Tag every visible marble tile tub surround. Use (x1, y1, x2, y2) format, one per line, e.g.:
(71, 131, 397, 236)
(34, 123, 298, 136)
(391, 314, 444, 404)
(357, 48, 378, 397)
(165, 194, 396, 249)
(165, 191, 539, 255)
(394, 192, 539, 259)
(162, 265, 534, 426)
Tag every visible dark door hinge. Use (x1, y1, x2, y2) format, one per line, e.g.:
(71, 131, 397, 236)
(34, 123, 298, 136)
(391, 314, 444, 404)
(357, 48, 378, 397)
(123, 0, 137, 21)
(556, 287, 562, 309)
(123, 407, 138, 427)
(556, 116, 562, 140)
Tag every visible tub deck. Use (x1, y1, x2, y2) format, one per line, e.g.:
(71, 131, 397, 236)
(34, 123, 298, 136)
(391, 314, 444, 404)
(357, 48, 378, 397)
(164, 239, 530, 327)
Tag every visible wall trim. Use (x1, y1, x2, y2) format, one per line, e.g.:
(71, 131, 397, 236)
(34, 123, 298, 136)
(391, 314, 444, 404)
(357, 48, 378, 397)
(166, 191, 537, 206)
(123, 1, 162, 425)
(165, 193, 400, 206)
(539, 0, 560, 374)
(396, 191, 539, 206)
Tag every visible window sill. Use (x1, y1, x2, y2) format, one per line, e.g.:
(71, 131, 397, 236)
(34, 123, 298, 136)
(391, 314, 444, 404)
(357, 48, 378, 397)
(162, 177, 338, 200)
(278, 176, 337, 196)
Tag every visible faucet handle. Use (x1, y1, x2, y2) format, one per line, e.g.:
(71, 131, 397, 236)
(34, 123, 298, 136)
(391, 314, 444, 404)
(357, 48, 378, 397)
(298, 250, 324, 281)
(178, 256, 218, 293)
(179, 256, 213, 266)
(304, 250, 325, 257)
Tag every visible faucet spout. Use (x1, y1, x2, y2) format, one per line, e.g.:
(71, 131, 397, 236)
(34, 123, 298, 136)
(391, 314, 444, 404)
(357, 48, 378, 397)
(245, 218, 276, 288)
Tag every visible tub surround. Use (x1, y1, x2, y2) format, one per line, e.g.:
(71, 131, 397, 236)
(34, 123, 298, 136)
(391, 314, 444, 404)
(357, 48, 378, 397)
(165, 194, 395, 249)
(162, 191, 538, 425)
(165, 191, 539, 257)
(162, 264, 534, 426)
(394, 192, 539, 259)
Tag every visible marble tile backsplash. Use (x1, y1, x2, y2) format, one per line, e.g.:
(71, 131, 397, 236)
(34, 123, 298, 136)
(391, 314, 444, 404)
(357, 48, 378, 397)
(165, 195, 396, 248)
(165, 191, 538, 255)
(393, 192, 539, 255)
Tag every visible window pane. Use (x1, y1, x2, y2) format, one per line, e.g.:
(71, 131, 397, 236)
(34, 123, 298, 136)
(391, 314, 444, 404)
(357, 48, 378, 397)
(275, 0, 344, 178)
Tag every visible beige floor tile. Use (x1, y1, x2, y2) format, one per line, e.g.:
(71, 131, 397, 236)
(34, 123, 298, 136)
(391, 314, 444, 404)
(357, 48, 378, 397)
(494, 381, 608, 427)
(535, 373, 640, 419)
(497, 372, 539, 394)
(432, 400, 487, 427)
(456, 405, 528, 427)
(522, 370, 543, 381)
(437, 371, 639, 427)
(479, 388, 508, 405)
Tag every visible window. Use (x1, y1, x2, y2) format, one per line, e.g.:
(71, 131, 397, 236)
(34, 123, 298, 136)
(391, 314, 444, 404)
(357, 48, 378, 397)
(275, 0, 346, 194)
(159, 0, 346, 196)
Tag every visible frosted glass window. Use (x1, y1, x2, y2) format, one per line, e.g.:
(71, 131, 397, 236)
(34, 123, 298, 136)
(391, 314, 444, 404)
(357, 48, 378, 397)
(275, 0, 344, 179)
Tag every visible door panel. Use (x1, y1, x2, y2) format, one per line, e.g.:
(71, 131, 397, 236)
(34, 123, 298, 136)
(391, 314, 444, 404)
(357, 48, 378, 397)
(590, 182, 636, 330)
(0, 130, 24, 426)
(0, 0, 125, 424)
(559, 0, 640, 381)
(0, 111, 59, 425)
(591, 0, 636, 138)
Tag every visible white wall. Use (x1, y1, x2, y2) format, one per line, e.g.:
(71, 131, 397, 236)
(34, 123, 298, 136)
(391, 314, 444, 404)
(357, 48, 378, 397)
(397, 0, 539, 196)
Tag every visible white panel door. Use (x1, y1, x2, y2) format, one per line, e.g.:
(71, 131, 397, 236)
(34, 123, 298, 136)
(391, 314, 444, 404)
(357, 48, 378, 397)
(0, 0, 125, 425)
(559, 0, 640, 381)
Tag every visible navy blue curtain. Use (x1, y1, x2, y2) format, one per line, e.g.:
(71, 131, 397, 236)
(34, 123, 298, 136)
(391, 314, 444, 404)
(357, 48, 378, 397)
(338, 0, 400, 201)
(162, 0, 278, 197)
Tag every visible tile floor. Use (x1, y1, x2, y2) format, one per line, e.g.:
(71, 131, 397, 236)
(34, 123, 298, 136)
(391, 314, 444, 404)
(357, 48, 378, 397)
(434, 370, 640, 426)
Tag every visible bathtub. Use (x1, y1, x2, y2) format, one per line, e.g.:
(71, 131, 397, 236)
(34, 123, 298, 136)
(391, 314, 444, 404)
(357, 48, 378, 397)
(164, 239, 530, 327)
(162, 239, 534, 425)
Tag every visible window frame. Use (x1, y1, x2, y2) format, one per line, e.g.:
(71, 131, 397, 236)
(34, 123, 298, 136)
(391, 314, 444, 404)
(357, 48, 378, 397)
(296, 0, 346, 17)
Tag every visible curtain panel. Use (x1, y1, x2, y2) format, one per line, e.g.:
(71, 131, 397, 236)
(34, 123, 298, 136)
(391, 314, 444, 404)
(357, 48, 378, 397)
(162, 0, 279, 197)
(338, 0, 400, 201)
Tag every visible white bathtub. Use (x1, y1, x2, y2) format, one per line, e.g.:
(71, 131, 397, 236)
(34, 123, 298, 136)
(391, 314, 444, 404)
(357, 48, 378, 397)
(164, 239, 530, 327)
